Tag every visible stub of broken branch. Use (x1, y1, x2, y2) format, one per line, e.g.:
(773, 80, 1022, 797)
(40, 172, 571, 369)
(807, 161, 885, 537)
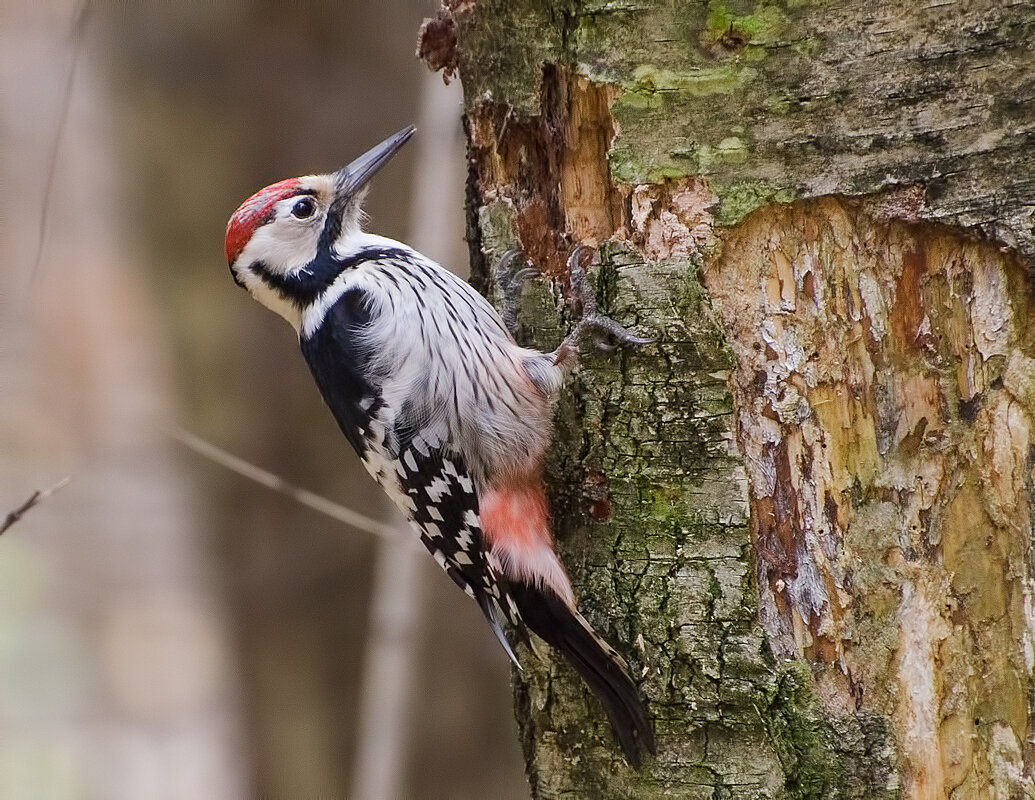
(1, 477, 70, 535)
(416, 10, 457, 84)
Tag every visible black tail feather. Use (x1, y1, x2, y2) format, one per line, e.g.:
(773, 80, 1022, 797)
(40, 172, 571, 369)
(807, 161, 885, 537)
(510, 581, 656, 766)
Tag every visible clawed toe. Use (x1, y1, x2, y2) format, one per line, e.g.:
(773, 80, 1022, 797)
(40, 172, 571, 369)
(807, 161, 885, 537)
(509, 267, 540, 287)
(565, 245, 598, 318)
(576, 313, 653, 352)
(494, 250, 540, 337)
(559, 247, 651, 358)
(495, 245, 651, 357)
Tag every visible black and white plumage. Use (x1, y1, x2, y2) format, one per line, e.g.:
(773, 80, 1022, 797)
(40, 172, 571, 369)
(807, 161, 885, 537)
(225, 126, 655, 764)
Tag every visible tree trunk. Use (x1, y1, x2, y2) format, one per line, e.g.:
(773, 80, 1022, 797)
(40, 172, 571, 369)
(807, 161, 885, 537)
(424, 0, 1035, 797)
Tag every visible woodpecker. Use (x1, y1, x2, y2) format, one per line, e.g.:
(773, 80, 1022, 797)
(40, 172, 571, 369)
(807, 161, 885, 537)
(225, 126, 655, 764)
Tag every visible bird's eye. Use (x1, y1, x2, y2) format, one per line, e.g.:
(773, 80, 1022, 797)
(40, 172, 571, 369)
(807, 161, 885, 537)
(291, 197, 317, 219)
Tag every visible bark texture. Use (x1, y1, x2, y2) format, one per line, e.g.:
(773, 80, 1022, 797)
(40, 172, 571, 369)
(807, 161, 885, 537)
(430, 0, 1035, 797)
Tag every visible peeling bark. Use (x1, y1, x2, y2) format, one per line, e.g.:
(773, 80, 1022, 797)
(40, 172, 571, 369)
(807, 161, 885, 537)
(706, 200, 1034, 798)
(430, 0, 1035, 796)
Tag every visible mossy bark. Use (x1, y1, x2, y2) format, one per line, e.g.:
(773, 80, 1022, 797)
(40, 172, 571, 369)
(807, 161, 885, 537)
(428, 1, 1035, 797)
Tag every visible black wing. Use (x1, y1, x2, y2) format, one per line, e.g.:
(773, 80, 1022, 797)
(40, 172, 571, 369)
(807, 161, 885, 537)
(392, 439, 524, 665)
(300, 287, 383, 456)
(301, 288, 523, 663)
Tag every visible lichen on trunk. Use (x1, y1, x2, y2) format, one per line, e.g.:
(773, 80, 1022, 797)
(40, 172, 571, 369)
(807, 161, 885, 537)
(427, 0, 1035, 796)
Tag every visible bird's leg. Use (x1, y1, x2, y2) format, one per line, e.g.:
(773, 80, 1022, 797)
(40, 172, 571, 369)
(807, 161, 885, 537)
(553, 245, 651, 368)
(494, 250, 540, 338)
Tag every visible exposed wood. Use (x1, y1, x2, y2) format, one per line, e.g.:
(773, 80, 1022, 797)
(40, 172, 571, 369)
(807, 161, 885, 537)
(431, 0, 1035, 796)
(706, 199, 1035, 799)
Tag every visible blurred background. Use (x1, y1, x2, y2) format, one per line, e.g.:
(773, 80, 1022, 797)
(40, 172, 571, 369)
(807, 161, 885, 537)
(0, 1, 528, 797)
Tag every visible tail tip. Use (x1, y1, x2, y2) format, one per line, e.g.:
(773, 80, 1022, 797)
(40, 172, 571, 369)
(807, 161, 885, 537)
(614, 702, 656, 768)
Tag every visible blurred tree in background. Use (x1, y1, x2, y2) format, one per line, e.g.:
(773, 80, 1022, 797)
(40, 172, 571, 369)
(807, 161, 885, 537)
(1, 2, 526, 798)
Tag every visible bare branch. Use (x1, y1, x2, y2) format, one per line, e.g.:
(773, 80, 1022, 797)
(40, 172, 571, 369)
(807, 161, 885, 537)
(1, 477, 71, 535)
(166, 426, 401, 541)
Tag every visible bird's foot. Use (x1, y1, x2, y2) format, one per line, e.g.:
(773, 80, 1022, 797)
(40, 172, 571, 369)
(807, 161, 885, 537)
(554, 246, 651, 366)
(494, 250, 540, 338)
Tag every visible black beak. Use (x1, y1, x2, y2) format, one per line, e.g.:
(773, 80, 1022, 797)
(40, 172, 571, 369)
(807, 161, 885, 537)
(333, 125, 416, 199)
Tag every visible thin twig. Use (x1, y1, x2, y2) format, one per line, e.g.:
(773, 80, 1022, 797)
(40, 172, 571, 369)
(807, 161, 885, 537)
(166, 426, 400, 541)
(1, 477, 71, 535)
(28, 0, 91, 291)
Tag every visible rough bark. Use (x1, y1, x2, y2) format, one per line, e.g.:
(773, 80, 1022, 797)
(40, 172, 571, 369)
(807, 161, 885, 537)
(427, 0, 1035, 797)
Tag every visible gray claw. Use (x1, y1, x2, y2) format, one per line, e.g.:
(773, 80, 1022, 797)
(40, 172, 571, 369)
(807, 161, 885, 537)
(565, 245, 598, 317)
(495, 250, 523, 278)
(562, 246, 651, 354)
(576, 313, 653, 352)
(494, 250, 540, 337)
(511, 267, 540, 285)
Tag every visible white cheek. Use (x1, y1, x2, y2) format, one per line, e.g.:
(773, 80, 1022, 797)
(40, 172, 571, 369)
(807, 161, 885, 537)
(240, 218, 319, 275)
(233, 217, 322, 331)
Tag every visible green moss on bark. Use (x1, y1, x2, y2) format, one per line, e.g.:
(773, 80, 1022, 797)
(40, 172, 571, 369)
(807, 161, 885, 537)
(454, 0, 1035, 795)
(460, 0, 1035, 252)
(477, 229, 891, 796)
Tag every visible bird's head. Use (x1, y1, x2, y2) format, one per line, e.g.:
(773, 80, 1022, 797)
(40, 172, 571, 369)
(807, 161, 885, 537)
(225, 125, 415, 326)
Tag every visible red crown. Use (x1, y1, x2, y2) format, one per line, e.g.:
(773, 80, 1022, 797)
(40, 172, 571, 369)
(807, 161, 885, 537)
(225, 177, 303, 265)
